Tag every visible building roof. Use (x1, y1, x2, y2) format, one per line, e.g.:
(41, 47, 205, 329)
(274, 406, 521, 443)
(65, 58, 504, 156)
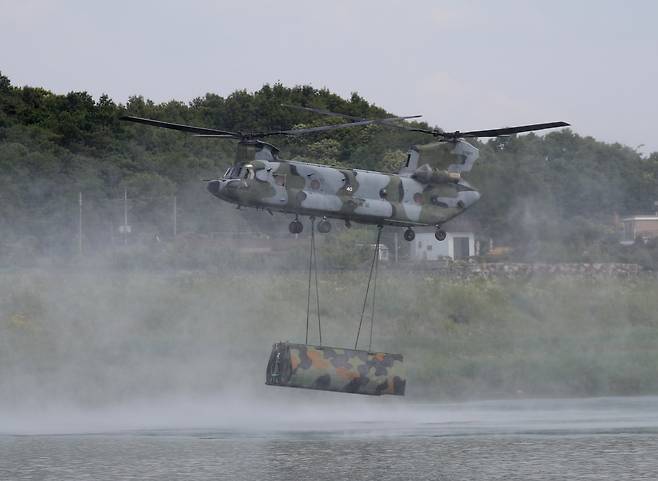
(622, 216, 658, 221)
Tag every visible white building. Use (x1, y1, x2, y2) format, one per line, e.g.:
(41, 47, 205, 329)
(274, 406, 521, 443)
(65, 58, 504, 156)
(620, 215, 658, 245)
(410, 231, 476, 261)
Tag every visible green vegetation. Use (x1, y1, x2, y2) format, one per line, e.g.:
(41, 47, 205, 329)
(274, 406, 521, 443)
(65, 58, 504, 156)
(2, 71, 658, 266)
(1, 270, 657, 404)
(2, 74, 657, 404)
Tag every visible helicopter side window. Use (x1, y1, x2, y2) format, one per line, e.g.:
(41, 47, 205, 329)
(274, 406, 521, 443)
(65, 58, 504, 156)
(239, 165, 255, 180)
(273, 174, 286, 186)
(255, 169, 268, 182)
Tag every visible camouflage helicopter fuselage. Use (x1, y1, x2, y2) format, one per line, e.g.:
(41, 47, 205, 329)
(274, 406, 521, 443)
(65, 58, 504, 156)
(207, 139, 481, 230)
(121, 112, 567, 237)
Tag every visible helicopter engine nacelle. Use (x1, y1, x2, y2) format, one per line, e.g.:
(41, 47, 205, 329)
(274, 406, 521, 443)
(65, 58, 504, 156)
(411, 164, 461, 184)
(399, 139, 479, 180)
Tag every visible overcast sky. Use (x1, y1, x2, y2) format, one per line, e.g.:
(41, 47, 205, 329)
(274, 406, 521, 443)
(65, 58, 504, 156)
(1, 0, 657, 153)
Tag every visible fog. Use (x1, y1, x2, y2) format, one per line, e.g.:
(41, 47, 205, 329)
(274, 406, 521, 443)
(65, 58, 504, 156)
(2, 158, 658, 437)
(0, 192, 403, 434)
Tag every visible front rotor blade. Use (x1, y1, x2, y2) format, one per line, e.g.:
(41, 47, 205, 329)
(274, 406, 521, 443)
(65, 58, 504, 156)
(260, 116, 423, 137)
(281, 104, 421, 124)
(120, 116, 241, 137)
(452, 121, 570, 138)
(408, 127, 439, 135)
(281, 103, 364, 120)
(192, 134, 239, 139)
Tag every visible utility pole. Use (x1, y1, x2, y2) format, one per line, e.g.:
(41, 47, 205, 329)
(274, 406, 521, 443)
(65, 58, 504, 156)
(78, 192, 83, 255)
(123, 189, 128, 245)
(173, 195, 177, 238)
(394, 232, 399, 264)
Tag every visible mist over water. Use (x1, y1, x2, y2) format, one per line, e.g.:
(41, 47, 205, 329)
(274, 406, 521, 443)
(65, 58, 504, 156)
(1, 256, 657, 481)
(4, 393, 658, 437)
(2, 217, 658, 418)
(1, 145, 657, 480)
(3, 396, 658, 480)
(3, 252, 656, 479)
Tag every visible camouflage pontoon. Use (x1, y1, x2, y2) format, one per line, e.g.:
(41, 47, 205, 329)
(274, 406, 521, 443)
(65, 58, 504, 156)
(266, 342, 405, 396)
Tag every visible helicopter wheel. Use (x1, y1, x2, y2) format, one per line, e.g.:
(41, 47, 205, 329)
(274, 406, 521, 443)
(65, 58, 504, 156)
(317, 218, 331, 234)
(403, 228, 415, 242)
(435, 229, 447, 241)
(289, 219, 303, 234)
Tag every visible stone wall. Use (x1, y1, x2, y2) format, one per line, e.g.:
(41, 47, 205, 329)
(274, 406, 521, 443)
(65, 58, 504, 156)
(411, 259, 645, 280)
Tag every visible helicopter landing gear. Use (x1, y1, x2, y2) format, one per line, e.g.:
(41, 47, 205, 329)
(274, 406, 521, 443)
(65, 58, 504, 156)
(289, 218, 303, 234)
(403, 228, 415, 242)
(317, 217, 331, 234)
(435, 228, 447, 241)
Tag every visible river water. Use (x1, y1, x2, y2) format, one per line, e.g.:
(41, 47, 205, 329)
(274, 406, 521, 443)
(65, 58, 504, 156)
(2, 396, 657, 480)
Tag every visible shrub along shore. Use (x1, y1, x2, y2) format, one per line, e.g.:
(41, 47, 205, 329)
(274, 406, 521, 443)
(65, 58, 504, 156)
(1, 268, 656, 406)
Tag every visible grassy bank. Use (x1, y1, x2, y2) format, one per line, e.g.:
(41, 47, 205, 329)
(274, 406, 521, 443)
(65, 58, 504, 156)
(1, 268, 657, 406)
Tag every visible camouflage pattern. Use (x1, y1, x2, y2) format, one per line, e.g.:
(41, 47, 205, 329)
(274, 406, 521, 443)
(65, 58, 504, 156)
(122, 113, 566, 231)
(266, 342, 406, 396)
(207, 140, 481, 228)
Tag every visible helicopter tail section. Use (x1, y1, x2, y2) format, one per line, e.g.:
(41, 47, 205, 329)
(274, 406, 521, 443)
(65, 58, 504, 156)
(399, 140, 480, 178)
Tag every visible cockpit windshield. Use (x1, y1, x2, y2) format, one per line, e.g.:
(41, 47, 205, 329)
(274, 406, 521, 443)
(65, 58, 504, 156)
(223, 165, 255, 180)
(224, 166, 238, 179)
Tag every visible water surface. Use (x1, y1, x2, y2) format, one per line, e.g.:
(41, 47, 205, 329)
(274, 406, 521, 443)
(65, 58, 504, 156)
(2, 396, 657, 480)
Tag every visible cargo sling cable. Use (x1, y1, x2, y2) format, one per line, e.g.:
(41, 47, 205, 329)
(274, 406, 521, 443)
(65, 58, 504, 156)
(268, 224, 405, 396)
(304, 221, 382, 352)
(305, 217, 322, 346)
(354, 225, 383, 352)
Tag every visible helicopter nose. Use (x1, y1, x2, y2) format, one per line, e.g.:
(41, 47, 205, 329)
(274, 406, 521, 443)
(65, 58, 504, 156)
(207, 180, 222, 197)
(460, 190, 481, 208)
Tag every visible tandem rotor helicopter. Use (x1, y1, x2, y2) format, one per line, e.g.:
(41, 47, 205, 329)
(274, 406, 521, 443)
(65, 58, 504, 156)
(121, 106, 568, 242)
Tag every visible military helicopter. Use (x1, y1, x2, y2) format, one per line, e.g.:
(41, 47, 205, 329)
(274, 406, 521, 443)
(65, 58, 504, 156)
(121, 108, 568, 241)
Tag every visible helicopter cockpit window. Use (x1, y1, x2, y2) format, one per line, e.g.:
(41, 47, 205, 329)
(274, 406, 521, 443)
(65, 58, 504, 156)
(224, 167, 233, 178)
(225, 166, 241, 179)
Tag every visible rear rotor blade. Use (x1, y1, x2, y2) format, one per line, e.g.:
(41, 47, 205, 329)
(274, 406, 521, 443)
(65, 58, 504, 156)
(455, 121, 571, 138)
(409, 121, 570, 139)
(120, 115, 241, 137)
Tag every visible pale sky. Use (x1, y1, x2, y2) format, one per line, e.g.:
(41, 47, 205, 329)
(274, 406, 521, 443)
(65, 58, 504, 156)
(1, 0, 657, 153)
